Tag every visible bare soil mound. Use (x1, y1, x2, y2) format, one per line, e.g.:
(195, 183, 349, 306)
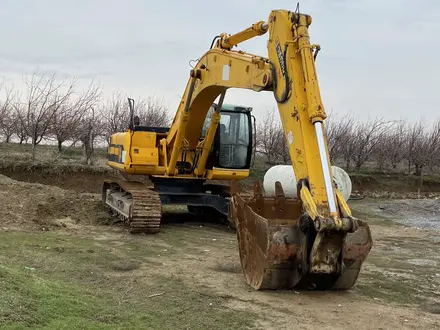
(0, 161, 118, 193)
(0, 174, 107, 231)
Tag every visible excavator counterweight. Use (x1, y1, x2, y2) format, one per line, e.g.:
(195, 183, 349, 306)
(102, 8, 373, 291)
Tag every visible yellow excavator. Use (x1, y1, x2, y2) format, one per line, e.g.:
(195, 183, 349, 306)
(102, 8, 373, 291)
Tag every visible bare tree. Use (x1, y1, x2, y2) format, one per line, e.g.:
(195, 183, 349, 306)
(388, 120, 409, 170)
(100, 91, 130, 143)
(78, 107, 103, 165)
(372, 119, 409, 171)
(101, 91, 170, 144)
(405, 120, 423, 175)
(406, 119, 440, 176)
(428, 119, 440, 169)
(337, 127, 357, 172)
(404, 119, 437, 176)
(13, 114, 29, 144)
(14, 69, 77, 159)
(372, 129, 392, 171)
(136, 96, 170, 127)
(325, 113, 356, 164)
(0, 86, 16, 143)
(350, 117, 390, 172)
(256, 108, 284, 164)
(50, 81, 102, 151)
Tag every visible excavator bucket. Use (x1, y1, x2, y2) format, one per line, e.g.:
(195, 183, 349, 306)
(230, 180, 372, 291)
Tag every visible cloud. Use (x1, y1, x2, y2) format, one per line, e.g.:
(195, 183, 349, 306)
(0, 0, 437, 123)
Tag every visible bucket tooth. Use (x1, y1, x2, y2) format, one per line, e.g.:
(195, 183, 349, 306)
(274, 181, 285, 198)
(274, 181, 286, 211)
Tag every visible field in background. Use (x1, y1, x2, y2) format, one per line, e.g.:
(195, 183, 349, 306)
(2, 141, 440, 198)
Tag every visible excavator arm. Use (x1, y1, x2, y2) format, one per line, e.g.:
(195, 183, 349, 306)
(161, 9, 372, 290)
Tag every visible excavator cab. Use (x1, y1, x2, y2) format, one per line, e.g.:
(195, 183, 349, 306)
(201, 103, 253, 172)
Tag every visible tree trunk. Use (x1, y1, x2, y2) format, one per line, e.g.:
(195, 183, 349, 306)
(377, 160, 385, 171)
(354, 161, 362, 172)
(57, 139, 63, 152)
(415, 164, 423, 176)
(83, 124, 94, 165)
(32, 139, 37, 161)
(85, 142, 93, 165)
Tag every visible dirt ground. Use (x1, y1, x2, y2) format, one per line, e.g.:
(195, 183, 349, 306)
(1, 173, 440, 329)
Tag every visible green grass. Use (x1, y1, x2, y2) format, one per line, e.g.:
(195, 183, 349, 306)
(0, 231, 256, 330)
(0, 142, 108, 166)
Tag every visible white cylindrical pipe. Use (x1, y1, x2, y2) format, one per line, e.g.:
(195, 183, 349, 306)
(263, 165, 352, 201)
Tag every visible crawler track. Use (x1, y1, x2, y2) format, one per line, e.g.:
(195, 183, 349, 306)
(102, 179, 162, 234)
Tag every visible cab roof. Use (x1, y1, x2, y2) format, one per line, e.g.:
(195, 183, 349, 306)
(219, 103, 253, 112)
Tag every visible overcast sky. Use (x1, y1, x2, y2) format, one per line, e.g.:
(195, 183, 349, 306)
(0, 0, 438, 123)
